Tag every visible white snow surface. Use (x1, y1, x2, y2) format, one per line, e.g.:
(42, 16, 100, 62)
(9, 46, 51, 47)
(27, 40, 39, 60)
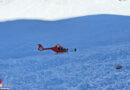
(0, 15, 130, 89)
(0, 0, 130, 21)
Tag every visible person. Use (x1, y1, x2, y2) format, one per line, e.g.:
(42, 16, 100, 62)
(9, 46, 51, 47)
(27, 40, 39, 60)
(0, 79, 3, 88)
(74, 48, 77, 52)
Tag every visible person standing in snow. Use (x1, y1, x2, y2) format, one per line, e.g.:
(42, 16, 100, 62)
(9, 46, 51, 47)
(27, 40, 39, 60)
(0, 79, 3, 88)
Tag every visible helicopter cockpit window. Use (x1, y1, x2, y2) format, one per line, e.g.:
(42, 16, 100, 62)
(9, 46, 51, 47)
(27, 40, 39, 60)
(58, 48, 65, 50)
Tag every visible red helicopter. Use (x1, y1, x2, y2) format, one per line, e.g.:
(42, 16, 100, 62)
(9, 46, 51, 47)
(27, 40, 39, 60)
(38, 44, 68, 53)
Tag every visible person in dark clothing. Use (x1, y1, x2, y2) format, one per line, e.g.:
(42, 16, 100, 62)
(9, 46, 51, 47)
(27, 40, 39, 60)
(74, 48, 77, 52)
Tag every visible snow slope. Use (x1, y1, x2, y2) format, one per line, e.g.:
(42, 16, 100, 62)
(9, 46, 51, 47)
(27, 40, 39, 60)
(0, 15, 130, 90)
(0, 0, 130, 21)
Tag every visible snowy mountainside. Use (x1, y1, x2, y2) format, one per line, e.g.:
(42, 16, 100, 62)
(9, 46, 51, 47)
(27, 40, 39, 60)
(0, 0, 130, 21)
(0, 14, 130, 59)
(1, 43, 130, 90)
(0, 15, 130, 89)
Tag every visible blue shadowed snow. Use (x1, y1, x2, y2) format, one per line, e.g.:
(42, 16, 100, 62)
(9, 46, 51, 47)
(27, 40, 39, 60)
(0, 14, 130, 90)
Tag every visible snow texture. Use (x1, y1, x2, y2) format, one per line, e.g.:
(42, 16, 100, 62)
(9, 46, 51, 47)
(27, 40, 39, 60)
(0, 15, 130, 90)
(0, 0, 130, 21)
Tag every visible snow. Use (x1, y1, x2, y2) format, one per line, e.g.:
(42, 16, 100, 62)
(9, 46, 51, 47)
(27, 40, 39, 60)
(0, 0, 130, 21)
(0, 14, 130, 89)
